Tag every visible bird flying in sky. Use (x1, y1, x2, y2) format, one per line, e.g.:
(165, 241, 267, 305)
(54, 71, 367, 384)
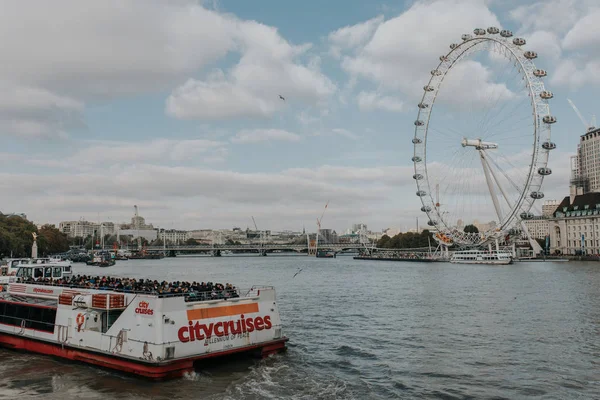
(279, 95, 285, 101)
(293, 268, 303, 278)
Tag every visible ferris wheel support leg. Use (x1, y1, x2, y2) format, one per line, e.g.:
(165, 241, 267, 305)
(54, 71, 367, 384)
(520, 220, 543, 256)
(479, 150, 503, 222)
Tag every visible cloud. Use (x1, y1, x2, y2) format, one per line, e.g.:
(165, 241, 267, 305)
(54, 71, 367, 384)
(328, 15, 384, 58)
(0, 83, 84, 139)
(0, 163, 400, 230)
(509, 0, 584, 35)
(231, 129, 301, 144)
(562, 9, 600, 52)
(166, 20, 336, 120)
(331, 128, 359, 140)
(0, 1, 335, 136)
(356, 91, 404, 112)
(30, 139, 228, 168)
(340, 0, 501, 97)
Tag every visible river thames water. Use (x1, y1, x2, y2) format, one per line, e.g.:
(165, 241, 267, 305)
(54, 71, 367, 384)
(0, 256, 598, 399)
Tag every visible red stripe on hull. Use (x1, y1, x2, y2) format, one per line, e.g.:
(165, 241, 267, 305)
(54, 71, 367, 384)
(0, 332, 288, 380)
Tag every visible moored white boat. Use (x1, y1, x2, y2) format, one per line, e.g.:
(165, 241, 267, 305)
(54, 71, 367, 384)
(450, 249, 513, 265)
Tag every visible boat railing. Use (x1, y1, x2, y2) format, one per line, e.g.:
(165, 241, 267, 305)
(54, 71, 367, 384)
(12, 280, 252, 301)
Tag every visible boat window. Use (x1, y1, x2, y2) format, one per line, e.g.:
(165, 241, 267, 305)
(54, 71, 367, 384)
(25, 268, 33, 278)
(53, 267, 62, 278)
(64, 266, 71, 273)
(34, 268, 43, 278)
(16, 267, 23, 277)
(44, 267, 52, 278)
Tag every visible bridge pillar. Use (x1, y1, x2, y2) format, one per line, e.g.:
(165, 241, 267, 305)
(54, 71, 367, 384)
(213, 250, 221, 257)
(167, 250, 177, 257)
(259, 249, 267, 256)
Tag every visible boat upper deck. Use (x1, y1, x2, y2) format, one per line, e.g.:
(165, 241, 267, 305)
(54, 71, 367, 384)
(13, 274, 248, 302)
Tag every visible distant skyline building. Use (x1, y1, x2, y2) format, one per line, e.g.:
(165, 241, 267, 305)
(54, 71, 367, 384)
(570, 127, 600, 194)
(59, 220, 114, 238)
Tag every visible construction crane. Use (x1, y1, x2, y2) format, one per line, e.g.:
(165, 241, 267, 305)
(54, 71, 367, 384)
(567, 98, 596, 132)
(315, 201, 329, 248)
(134, 205, 141, 250)
(251, 216, 265, 251)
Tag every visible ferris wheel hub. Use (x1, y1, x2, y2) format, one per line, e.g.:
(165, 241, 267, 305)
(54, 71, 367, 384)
(461, 138, 498, 150)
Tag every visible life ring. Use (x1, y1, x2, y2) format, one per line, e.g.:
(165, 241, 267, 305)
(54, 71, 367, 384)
(76, 313, 85, 332)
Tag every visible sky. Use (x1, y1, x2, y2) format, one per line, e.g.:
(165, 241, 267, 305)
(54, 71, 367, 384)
(0, 0, 599, 233)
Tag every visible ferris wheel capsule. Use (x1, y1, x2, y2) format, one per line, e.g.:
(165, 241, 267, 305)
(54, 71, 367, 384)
(500, 30, 513, 38)
(530, 191, 544, 199)
(421, 206, 432, 212)
(487, 27, 499, 34)
(450, 43, 458, 49)
(538, 167, 552, 176)
(418, 102, 429, 109)
(461, 34, 472, 41)
(540, 91, 553, 99)
(416, 190, 426, 197)
(427, 220, 437, 226)
(542, 141, 556, 150)
(424, 85, 435, 92)
(543, 115, 557, 124)
(413, 174, 423, 180)
(474, 28, 486, 35)
(533, 69, 547, 77)
(440, 55, 449, 62)
(524, 51, 538, 59)
(520, 212, 534, 220)
(513, 38, 526, 46)
(415, 120, 424, 126)
(431, 70, 442, 76)
(412, 137, 422, 144)
(412, 156, 422, 162)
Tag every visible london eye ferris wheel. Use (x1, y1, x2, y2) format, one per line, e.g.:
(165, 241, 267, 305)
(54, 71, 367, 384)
(412, 27, 556, 248)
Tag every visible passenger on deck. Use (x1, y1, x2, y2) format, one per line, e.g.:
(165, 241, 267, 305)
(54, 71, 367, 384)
(16, 274, 240, 300)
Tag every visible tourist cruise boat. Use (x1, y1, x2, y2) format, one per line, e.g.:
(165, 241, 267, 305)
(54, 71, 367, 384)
(0, 275, 287, 380)
(450, 249, 513, 265)
(1, 258, 72, 276)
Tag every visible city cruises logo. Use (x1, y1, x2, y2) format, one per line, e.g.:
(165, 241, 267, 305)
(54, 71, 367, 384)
(177, 303, 272, 344)
(32, 287, 53, 294)
(135, 300, 154, 315)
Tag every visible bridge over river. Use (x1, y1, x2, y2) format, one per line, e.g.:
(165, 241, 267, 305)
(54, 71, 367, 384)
(132, 243, 371, 256)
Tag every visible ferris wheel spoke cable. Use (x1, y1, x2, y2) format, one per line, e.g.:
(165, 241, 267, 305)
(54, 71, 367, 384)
(472, 59, 518, 137)
(478, 76, 529, 139)
(472, 57, 519, 137)
(479, 88, 531, 140)
(487, 152, 527, 193)
(480, 97, 533, 141)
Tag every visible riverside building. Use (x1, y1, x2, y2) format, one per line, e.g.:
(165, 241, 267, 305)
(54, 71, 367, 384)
(548, 192, 600, 255)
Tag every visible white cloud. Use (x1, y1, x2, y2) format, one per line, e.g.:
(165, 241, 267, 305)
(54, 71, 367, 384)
(525, 30, 562, 61)
(356, 91, 404, 112)
(0, 163, 400, 230)
(434, 61, 516, 109)
(331, 128, 359, 140)
(231, 129, 301, 144)
(328, 15, 384, 58)
(562, 9, 600, 53)
(165, 75, 277, 120)
(0, 1, 336, 136)
(0, 1, 236, 97)
(166, 20, 336, 120)
(509, 0, 584, 35)
(30, 139, 228, 168)
(0, 83, 84, 138)
(341, 0, 501, 97)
